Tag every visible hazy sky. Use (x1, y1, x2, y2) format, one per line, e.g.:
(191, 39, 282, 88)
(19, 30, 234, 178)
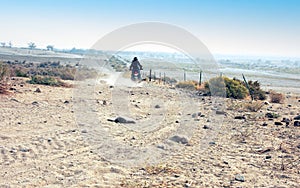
(0, 0, 299, 58)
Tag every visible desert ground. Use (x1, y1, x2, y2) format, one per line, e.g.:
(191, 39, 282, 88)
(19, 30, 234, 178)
(0, 74, 299, 187)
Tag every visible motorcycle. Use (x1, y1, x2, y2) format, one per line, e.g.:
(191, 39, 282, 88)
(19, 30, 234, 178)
(131, 68, 142, 81)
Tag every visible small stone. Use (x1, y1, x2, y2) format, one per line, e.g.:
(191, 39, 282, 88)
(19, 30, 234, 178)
(266, 155, 272, 159)
(114, 117, 135, 124)
(64, 100, 70, 104)
(235, 174, 245, 182)
(174, 174, 180, 178)
(191, 113, 197, 118)
(81, 130, 87, 133)
(154, 104, 161, 109)
(287, 104, 292, 107)
(294, 115, 300, 120)
(170, 135, 188, 144)
(234, 116, 246, 120)
(109, 85, 114, 88)
(20, 148, 30, 152)
(281, 118, 290, 123)
(32, 101, 38, 105)
(216, 110, 225, 115)
(275, 122, 283, 125)
(294, 121, 300, 127)
(35, 88, 41, 93)
(209, 141, 216, 145)
(262, 122, 268, 126)
(203, 125, 209, 129)
(157, 145, 165, 150)
(175, 120, 179, 123)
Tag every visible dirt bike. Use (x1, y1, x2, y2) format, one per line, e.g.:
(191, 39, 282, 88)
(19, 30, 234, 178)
(131, 68, 142, 81)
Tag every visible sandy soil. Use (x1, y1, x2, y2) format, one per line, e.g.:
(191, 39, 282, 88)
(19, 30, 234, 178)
(0, 77, 299, 187)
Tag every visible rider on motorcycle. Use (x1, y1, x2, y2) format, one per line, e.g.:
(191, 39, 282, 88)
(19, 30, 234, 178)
(129, 57, 143, 80)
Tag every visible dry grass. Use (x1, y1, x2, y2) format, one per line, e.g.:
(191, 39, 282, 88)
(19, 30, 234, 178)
(176, 80, 198, 90)
(243, 101, 264, 112)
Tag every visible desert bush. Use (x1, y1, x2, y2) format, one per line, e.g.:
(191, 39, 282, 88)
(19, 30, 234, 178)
(14, 68, 28, 77)
(205, 76, 248, 99)
(270, 91, 284, 103)
(176, 80, 197, 89)
(246, 80, 266, 100)
(28, 75, 67, 87)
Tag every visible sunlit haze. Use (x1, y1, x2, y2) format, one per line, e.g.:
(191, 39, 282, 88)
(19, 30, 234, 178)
(0, 0, 300, 58)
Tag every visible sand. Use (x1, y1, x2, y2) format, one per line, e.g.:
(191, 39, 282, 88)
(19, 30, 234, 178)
(0, 77, 299, 187)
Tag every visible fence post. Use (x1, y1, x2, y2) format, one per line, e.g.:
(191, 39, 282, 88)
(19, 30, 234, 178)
(242, 74, 254, 100)
(159, 72, 161, 84)
(163, 72, 166, 85)
(149, 69, 152, 82)
(199, 71, 202, 86)
(184, 71, 186, 81)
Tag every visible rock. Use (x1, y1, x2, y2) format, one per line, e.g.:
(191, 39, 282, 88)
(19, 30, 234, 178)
(35, 88, 41, 93)
(209, 141, 216, 145)
(191, 113, 197, 118)
(81, 129, 88, 133)
(175, 120, 180, 123)
(235, 174, 245, 182)
(294, 115, 300, 120)
(265, 112, 279, 119)
(294, 121, 300, 127)
(170, 135, 188, 144)
(281, 117, 290, 123)
(114, 117, 135, 124)
(234, 116, 246, 120)
(64, 100, 70, 104)
(203, 125, 209, 129)
(20, 148, 30, 152)
(266, 155, 272, 159)
(287, 104, 292, 107)
(262, 122, 268, 126)
(216, 110, 225, 115)
(109, 85, 114, 88)
(157, 145, 165, 150)
(275, 122, 283, 125)
(32, 101, 38, 105)
(154, 104, 161, 109)
(264, 101, 269, 105)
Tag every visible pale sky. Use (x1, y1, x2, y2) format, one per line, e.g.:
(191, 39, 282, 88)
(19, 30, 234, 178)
(0, 0, 300, 58)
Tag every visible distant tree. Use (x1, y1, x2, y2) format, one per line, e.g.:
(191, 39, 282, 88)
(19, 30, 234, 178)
(28, 42, 36, 50)
(8, 41, 12, 48)
(46, 45, 54, 51)
(0, 42, 5, 47)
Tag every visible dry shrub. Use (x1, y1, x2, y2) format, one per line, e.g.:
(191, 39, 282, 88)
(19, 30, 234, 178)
(270, 91, 284, 103)
(176, 80, 197, 90)
(243, 101, 264, 112)
(28, 75, 70, 87)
